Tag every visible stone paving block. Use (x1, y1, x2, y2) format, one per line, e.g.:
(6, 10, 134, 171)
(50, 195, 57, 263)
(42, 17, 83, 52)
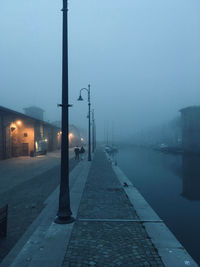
(62, 221, 164, 267)
(77, 151, 138, 219)
(62, 150, 164, 267)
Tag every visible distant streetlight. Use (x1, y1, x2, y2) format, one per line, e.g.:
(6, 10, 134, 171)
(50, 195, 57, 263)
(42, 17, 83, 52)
(92, 109, 96, 153)
(55, 0, 74, 224)
(77, 84, 92, 161)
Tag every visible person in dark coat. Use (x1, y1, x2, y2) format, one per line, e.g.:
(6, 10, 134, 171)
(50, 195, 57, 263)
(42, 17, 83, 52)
(79, 146, 85, 160)
(80, 146, 85, 154)
(74, 146, 80, 160)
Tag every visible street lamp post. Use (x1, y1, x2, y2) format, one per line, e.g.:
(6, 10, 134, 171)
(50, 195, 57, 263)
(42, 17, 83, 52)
(92, 109, 95, 153)
(55, 0, 74, 224)
(77, 84, 92, 161)
(94, 117, 96, 150)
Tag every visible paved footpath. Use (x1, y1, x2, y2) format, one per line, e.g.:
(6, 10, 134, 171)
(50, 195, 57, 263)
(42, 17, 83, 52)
(2, 148, 198, 267)
(63, 150, 164, 267)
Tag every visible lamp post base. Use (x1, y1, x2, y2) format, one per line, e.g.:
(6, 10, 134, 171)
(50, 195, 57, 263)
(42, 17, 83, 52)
(54, 216, 75, 224)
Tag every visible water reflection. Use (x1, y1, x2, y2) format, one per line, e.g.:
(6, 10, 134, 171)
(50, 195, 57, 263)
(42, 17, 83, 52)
(182, 154, 200, 200)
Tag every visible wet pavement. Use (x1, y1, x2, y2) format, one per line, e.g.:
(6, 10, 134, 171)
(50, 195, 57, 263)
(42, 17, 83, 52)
(0, 152, 77, 263)
(0, 150, 74, 194)
(1, 148, 197, 267)
(62, 150, 164, 267)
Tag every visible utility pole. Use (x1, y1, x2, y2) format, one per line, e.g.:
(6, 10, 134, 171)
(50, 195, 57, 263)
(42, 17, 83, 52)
(55, 0, 74, 224)
(88, 85, 91, 161)
(92, 109, 95, 153)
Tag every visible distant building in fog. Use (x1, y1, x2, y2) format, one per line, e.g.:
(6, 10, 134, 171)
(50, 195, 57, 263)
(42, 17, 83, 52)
(69, 124, 83, 147)
(23, 106, 44, 121)
(180, 106, 200, 153)
(181, 154, 200, 200)
(51, 122, 85, 148)
(0, 106, 60, 160)
(131, 117, 181, 147)
(52, 121, 61, 128)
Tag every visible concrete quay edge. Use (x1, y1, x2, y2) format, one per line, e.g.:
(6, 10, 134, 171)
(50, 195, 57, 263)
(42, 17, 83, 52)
(108, 154, 198, 267)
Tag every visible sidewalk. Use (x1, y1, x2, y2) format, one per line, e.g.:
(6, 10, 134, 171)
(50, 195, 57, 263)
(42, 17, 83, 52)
(63, 150, 164, 267)
(1, 149, 198, 267)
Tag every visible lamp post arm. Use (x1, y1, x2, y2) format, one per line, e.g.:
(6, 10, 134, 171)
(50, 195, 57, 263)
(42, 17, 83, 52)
(78, 84, 91, 161)
(79, 87, 89, 102)
(80, 88, 88, 93)
(79, 84, 90, 103)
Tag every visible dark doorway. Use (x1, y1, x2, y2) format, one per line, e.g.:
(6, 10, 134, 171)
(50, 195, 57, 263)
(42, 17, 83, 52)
(22, 143, 29, 156)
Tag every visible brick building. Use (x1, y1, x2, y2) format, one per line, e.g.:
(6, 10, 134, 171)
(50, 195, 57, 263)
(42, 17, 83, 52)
(0, 106, 61, 160)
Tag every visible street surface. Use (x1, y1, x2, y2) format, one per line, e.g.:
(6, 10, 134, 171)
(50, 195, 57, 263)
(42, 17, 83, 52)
(62, 150, 164, 267)
(0, 149, 74, 194)
(0, 149, 77, 263)
(117, 145, 200, 265)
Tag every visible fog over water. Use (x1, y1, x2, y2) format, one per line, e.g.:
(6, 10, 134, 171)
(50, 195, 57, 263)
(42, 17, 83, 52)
(0, 0, 200, 141)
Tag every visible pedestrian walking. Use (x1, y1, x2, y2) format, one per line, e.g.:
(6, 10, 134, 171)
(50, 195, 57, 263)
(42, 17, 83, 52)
(74, 146, 80, 160)
(79, 146, 85, 160)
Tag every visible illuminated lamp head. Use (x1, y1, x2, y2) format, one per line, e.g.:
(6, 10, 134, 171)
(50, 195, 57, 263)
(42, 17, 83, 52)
(69, 133, 74, 138)
(16, 120, 22, 126)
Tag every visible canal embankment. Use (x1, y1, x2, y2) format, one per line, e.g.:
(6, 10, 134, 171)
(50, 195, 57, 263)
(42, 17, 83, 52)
(1, 148, 197, 266)
(117, 144, 200, 265)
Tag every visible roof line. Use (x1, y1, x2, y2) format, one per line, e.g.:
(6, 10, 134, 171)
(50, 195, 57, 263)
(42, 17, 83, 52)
(0, 105, 60, 129)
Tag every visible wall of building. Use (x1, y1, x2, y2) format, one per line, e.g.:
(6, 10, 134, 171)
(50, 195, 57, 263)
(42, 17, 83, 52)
(0, 114, 13, 159)
(180, 106, 200, 153)
(0, 116, 4, 159)
(0, 107, 60, 160)
(10, 121, 35, 157)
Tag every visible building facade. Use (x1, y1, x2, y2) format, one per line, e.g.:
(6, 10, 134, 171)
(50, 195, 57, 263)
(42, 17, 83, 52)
(0, 106, 60, 160)
(180, 106, 200, 154)
(52, 121, 84, 148)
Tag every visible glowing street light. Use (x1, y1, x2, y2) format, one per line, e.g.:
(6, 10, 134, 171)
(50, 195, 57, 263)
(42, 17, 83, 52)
(69, 132, 74, 139)
(68, 132, 74, 144)
(16, 120, 22, 126)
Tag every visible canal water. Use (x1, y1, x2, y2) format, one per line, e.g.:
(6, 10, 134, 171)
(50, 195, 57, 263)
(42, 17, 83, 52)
(117, 145, 200, 265)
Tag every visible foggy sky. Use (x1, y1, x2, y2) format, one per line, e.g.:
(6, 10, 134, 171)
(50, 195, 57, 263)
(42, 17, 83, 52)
(1, 0, 200, 141)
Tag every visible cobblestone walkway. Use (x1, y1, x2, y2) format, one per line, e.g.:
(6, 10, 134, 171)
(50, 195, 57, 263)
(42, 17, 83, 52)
(62, 150, 164, 267)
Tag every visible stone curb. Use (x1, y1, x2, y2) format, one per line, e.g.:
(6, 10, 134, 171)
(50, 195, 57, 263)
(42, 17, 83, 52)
(108, 153, 198, 267)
